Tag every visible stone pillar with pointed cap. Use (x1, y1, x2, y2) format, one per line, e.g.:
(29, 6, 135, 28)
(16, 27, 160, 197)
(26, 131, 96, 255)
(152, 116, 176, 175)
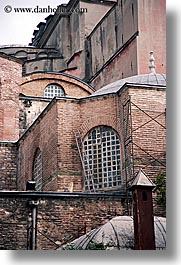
(129, 169, 156, 250)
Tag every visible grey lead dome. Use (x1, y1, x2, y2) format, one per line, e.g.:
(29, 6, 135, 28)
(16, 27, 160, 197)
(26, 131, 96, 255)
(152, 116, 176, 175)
(61, 216, 166, 250)
(91, 73, 166, 97)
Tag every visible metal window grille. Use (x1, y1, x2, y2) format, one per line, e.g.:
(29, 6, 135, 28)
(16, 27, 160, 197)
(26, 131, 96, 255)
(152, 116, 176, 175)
(44, 84, 65, 98)
(83, 126, 121, 191)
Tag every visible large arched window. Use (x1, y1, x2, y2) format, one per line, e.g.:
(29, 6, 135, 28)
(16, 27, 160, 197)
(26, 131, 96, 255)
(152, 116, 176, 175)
(44, 84, 65, 98)
(33, 148, 43, 191)
(83, 126, 121, 191)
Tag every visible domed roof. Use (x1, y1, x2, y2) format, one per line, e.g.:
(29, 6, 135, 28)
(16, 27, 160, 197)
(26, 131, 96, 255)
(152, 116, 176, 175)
(91, 73, 166, 97)
(61, 216, 166, 250)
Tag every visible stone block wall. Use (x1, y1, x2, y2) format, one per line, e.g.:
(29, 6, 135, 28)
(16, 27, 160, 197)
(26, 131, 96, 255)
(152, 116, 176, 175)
(85, 0, 166, 89)
(0, 142, 17, 191)
(0, 195, 29, 250)
(90, 37, 138, 89)
(85, 0, 139, 88)
(0, 192, 126, 250)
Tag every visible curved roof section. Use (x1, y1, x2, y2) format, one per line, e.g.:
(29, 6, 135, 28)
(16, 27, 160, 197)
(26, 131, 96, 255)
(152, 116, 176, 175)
(91, 73, 166, 97)
(0, 52, 23, 64)
(61, 216, 166, 250)
(21, 72, 95, 98)
(22, 71, 95, 93)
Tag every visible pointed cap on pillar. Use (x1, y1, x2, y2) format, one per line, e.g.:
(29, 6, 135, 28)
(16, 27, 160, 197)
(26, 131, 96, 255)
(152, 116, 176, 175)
(129, 169, 156, 190)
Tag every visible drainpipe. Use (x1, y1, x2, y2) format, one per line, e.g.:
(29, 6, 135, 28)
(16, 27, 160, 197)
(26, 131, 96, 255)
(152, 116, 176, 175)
(29, 200, 39, 250)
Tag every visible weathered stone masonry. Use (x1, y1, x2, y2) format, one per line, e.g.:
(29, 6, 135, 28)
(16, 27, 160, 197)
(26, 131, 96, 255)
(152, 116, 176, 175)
(0, 0, 166, 250)
(0, 0, 166, 90)
(0, 142, 17, 191)
(0, 192, 126, 250)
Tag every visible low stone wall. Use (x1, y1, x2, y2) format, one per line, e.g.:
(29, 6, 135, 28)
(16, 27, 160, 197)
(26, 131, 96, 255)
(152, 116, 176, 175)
(0, 192, 127, 250)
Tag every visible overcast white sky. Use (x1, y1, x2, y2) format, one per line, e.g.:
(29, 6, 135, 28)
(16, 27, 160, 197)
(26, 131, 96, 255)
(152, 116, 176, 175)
(0, 0, 68, 45)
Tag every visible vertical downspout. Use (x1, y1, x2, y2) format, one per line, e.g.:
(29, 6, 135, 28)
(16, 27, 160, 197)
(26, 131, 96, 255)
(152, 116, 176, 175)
(29, 200, 39, 250)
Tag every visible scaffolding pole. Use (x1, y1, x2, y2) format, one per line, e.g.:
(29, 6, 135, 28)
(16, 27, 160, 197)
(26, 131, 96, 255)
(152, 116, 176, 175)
(123, 97, 134, 214)
(74, 130, 96, 192)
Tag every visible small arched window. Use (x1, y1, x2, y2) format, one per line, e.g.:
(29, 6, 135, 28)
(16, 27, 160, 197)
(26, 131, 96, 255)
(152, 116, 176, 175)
(83, 126, 121, 191)
(15, 50, 27, 59)
(44, 84, 65, 98)
(37, 52, 48, 58)
(33, 148, 42, 191)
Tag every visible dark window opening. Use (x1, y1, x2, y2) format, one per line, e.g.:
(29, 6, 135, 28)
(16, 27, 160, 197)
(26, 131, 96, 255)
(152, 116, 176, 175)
(142, 191, 147, 201)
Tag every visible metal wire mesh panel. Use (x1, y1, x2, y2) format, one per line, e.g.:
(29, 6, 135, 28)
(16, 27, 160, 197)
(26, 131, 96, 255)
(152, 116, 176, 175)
(83, 126, 121, 191)
(44, 84, 65, 98)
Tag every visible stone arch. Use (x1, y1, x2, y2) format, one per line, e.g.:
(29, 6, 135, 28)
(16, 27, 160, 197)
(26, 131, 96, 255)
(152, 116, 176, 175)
(21, 73, 95, 98)
(80, 115, 118, 140)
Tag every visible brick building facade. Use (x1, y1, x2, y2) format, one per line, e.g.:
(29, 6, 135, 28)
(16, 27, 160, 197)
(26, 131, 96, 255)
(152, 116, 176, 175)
(0, 0, 166, 89)
(0, 0, 166, 250)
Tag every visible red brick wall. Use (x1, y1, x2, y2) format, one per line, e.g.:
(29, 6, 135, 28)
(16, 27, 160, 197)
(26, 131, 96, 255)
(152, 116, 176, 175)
(0, 55, 22, 141)
(17, 85, 166, 216)
(129, 86, 166, 215)
(56, 100, 82, 191)
(130, 87, 166, 171)
(80, 91, 130, 187)
(17, 94, 130, 193)
(80, 94, 123, 138)
(17, 101, 59, 191)
(56, 96, 128, 192)
(56, 95, 129, 192)
(79, 86, 166, 214)
(17, 99, 82, 192)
